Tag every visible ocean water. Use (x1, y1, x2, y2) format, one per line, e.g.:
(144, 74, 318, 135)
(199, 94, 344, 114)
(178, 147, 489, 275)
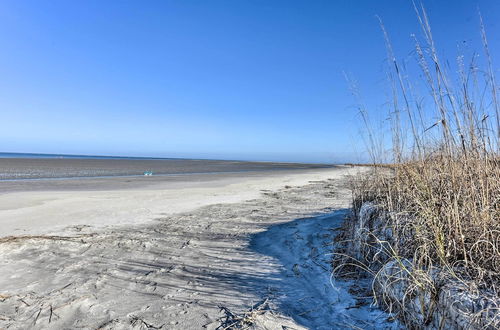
(0, 152, 332, 180)
(0, 152, 174, 160)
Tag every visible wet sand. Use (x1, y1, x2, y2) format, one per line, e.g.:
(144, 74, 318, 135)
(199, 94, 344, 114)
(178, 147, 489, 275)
(0, 157, 331, 180)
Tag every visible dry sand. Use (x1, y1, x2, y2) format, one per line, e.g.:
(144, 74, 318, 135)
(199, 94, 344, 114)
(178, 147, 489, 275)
(0, 167, 399, 329)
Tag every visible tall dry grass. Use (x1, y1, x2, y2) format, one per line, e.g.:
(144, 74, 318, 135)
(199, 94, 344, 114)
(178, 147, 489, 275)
(349, 1, 499, 305)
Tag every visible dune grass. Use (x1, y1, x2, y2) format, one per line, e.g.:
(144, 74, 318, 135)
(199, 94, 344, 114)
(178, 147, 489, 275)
(345, 3, 500, 323)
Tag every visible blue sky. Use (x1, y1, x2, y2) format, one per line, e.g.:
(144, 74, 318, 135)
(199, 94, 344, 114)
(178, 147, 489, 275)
(0, 0, 498, 163)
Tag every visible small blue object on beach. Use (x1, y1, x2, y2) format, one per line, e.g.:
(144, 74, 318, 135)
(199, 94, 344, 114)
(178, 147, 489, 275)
(144, 171, 153, 176)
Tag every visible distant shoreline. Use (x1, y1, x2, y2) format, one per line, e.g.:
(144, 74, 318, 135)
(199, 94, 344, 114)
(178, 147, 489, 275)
(0, 156, 334, 181)
(0, 168, 332, 182)
(0, 151, 183, 160)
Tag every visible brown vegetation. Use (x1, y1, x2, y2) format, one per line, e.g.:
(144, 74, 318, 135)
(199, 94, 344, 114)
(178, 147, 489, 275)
(341, 3, 500, 327)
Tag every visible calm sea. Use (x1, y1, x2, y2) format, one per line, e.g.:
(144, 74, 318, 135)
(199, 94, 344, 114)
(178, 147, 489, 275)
(0, 152, 332, 180)
(0, 152, 174, 160)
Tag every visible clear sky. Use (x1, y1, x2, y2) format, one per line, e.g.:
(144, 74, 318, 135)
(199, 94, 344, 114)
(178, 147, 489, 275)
(0, 0, 498, 163)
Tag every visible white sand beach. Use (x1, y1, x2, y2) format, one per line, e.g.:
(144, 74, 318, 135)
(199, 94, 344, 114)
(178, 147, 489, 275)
(0, 166, 398, 329)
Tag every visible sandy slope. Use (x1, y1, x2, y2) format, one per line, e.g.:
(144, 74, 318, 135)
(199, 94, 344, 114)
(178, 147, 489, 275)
(0, 167, 400, 329)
